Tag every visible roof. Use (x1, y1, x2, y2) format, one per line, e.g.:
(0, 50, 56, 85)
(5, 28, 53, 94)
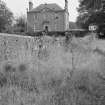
(30, 3, 63, 12)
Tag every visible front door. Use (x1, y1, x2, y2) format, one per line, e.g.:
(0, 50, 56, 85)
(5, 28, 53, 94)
(45, 26, 48, 32)
(43, 24, 50, 32)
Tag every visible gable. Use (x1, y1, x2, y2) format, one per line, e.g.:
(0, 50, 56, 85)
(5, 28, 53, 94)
(40, 7, 55, 12)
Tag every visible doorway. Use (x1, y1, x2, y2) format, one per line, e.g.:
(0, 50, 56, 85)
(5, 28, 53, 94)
(43, 24, 50, 32)
(45, 26, 48, 32)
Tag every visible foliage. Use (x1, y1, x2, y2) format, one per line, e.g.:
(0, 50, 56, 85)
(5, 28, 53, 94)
(13, 15, 27, 33)
(78, 0, 101, 12)
(77, 0, 103, 29)
(0, 0, 13, 32)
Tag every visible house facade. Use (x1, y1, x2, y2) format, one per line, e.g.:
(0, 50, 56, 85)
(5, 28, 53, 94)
(27, 0, 69, 32)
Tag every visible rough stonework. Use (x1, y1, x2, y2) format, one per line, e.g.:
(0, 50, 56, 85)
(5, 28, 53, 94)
(27, 0, 69, 32)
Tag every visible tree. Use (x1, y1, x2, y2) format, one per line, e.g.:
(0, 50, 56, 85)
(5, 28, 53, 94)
(13, 15, 27, 33)
(0, 0, 13, 32)
(78, 0, 101, 12)
(77, 0, 102, 29)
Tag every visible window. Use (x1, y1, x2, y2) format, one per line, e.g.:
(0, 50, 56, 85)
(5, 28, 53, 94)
(55, 24, 57, 31)
(43, 13, 47, 20)
(55, 14, 59, 20)
(34, 15, 38, 20)
(33, 24, 36, 32)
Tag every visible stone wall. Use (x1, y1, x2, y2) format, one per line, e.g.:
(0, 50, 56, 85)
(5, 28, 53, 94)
(27, 10, 66, 32)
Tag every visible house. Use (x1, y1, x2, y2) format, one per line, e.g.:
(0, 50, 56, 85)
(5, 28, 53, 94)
(27, 0, 69, 32)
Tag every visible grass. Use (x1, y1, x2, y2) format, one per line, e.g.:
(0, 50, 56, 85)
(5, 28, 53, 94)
(0, 35, 105, 105)
(1, 58, 105, 105)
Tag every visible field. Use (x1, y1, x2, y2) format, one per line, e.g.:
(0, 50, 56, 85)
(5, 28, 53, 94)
(0, 33, 105, 105)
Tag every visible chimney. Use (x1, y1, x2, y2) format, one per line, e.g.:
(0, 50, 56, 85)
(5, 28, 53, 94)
(65, 0, 68, 11)
(29, 1, 33, 11)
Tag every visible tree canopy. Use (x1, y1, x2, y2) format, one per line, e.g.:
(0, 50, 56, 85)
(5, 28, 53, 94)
(13, 15, 27, 33)
(77, 0, 104, 29)
(0, 0, 13, 32)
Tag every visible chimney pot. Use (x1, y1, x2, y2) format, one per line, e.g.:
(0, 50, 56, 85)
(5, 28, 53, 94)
(29, 1, 33, 11)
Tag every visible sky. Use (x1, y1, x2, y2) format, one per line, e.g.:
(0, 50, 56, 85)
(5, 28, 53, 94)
(4, 0, 79, 22)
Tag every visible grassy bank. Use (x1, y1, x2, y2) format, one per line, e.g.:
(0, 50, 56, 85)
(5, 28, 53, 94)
(0, 35, 105, 105)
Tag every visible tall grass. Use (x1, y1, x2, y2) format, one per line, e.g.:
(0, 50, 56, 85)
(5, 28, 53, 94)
(0, 36, 105, 105)
(0, 60, 105, 105)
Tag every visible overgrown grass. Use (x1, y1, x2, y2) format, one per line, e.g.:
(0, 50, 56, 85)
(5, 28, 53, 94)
(0, 60, 105, 105)
(0, 36, 105, 105)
